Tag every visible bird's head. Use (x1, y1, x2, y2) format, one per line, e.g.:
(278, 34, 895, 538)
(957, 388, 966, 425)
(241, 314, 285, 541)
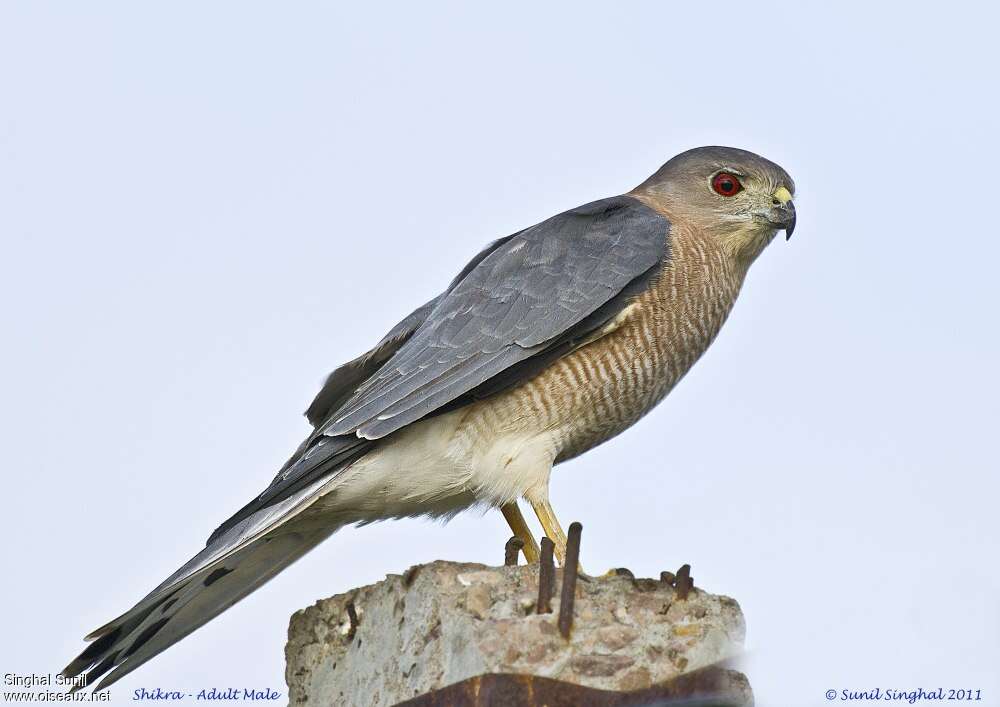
(631, 146, 796, 265)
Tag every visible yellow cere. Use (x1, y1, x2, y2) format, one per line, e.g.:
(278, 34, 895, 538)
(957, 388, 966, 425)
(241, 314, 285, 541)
(773, 186, 793, 205)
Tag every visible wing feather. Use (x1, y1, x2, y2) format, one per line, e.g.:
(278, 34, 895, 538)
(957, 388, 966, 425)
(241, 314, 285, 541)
(323, 195, 670, 439)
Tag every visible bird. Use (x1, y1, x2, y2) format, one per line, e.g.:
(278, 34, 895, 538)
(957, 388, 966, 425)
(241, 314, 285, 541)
(63, 145, 796, 691)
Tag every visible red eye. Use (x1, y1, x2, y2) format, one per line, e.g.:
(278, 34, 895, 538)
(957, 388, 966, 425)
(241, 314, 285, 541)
(711, 172, 743, 196)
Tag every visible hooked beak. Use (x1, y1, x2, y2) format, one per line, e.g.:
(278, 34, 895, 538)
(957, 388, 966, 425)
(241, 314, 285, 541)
(770, 186, 796, 240)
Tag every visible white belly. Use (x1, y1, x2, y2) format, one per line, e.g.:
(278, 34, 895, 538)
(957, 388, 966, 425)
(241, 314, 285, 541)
(313, 407, 559, 523)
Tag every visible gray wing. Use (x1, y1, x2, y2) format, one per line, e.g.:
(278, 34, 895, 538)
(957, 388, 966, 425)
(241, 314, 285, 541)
(322, 195, 670, 440)
(208, 195, 667, 544)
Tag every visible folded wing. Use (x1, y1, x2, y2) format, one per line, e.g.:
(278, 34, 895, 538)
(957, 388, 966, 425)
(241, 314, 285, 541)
(322, 195, 670, 440)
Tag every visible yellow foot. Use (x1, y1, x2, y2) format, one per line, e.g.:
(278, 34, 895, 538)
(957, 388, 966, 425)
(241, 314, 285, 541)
(500, 502, 540, 563)
(528, 497, 568, 565)
(527, 498, 588, 576)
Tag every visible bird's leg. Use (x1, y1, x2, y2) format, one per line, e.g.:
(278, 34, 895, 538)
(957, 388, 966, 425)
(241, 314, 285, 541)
(500, 502, 540, 563)
(527, 496, 569, 566)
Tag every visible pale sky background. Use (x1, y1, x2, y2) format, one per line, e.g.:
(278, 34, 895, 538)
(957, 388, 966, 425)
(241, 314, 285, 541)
(2, 3, 998, 706)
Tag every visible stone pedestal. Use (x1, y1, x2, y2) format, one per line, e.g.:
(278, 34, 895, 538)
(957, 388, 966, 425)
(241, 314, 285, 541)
(286, 560, 751, 706)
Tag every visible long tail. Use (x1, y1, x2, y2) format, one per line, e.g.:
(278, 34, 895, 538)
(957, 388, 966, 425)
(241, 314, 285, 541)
(62, 523, 335, 692)
(61, 426, 372, 692)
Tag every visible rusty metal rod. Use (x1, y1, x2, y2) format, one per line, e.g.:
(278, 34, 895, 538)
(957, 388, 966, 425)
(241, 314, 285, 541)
(537, 537, 555, 614)
(675, 563, 693, 600)
(557, 522, 582, 638)
(504, 536, 524, 566)
(398, 664, 740, 706)
(345, 600, 359, 640)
